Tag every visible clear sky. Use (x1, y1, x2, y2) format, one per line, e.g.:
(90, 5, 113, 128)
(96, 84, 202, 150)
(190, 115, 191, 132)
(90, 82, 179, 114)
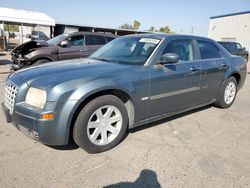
(0, 0, 249, 36)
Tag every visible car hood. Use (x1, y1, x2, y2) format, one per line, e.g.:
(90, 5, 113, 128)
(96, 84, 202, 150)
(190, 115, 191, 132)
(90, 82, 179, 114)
(11, 58, 133, 89)
(11, 40, 49, 56)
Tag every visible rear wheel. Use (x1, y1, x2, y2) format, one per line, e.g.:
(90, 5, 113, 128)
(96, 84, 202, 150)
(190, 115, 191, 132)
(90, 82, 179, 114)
(73, 95, 128, 153)
(215, 77, 237, 108)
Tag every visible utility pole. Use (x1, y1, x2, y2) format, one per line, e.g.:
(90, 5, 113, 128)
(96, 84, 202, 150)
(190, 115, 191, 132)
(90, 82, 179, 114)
(191, 27, 194, 35)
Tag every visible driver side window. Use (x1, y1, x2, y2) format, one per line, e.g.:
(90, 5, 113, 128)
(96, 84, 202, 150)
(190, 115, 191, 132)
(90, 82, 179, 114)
(162, 39, 194, 62)
(66, 35, 85, 47)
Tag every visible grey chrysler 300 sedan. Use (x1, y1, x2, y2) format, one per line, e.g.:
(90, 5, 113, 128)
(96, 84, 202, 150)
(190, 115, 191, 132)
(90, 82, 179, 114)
(2, 34, 247, 153)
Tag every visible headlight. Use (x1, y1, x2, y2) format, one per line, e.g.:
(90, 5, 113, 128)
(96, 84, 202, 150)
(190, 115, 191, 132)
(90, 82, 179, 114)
(25, 87, 47, 109)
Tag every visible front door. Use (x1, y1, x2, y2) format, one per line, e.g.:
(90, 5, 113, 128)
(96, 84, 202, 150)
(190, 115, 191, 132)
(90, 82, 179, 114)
(58, 35, 87, 60)
(148, 39, 201, 118)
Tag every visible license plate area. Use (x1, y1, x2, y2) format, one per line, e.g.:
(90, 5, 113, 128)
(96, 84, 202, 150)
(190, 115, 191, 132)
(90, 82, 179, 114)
(17, 125, 39, 140)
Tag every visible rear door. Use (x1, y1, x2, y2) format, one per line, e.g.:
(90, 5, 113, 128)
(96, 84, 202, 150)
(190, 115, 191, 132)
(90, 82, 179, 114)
(197, 40, 229, 102)
(85, 35, 107, 56)
(148, 39, 202, 118)
(58, 34, 87, 60)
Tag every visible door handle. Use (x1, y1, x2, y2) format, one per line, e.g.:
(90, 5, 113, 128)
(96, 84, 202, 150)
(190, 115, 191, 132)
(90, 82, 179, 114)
(188, 66, 200, 75)
(190, 66, 199, 72)
(218, 63, 228, 70)
(80, 49, 87, 52)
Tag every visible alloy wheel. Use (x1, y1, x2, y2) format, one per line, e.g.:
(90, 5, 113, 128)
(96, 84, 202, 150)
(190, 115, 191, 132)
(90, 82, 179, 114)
(87, 105, 122, 146)
(224, 81, 236, 105)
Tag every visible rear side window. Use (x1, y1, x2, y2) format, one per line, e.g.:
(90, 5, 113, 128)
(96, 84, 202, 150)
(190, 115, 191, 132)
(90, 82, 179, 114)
(162, 39, 194, 61)
(198, 40, 221, 59)
(86, 35, 106, 45)
(236, 43, 242, 49)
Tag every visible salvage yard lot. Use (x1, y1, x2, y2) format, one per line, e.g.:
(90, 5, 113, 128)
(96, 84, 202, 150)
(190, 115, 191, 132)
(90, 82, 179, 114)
(0, 55, 250, 187)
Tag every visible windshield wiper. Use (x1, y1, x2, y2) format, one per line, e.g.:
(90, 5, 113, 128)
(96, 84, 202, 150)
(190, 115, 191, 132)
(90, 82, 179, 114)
(90, 57, 110, 62)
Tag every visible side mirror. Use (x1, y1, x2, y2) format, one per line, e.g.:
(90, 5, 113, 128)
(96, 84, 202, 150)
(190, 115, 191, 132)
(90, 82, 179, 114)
(60, 40, 70, 47)
(243, 47, 246, 50)
(159, 53, 179, 64)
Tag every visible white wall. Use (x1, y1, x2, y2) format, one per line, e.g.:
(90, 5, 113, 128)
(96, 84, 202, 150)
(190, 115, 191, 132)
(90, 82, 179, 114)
(208, 13, 250, 51)
(64, 26, 78, 34)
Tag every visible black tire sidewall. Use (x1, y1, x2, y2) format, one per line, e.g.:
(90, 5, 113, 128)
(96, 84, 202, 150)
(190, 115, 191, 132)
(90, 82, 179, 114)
(73, 95, 128, 153)
(217, 77, 237, 108)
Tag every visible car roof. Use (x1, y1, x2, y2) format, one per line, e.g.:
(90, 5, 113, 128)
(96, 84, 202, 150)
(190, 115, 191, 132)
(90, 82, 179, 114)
(124, 33, 216, 42)
(68, 32, 118, 38)
(218, 41, 238, 44)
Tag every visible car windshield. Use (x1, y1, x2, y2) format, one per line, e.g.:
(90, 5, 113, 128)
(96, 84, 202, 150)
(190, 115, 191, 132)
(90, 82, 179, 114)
(220, 42, 237, 53)
(90, 36, 161, 65)
(47, 34, 68, 45)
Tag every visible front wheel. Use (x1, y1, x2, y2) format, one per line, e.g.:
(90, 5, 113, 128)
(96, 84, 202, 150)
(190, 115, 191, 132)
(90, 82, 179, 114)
(73, 95, 128, 153)
(215, 77, 237, 109)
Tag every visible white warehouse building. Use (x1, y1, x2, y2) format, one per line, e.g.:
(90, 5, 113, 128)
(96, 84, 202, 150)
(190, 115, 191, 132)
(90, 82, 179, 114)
(208, 11, 250, 52)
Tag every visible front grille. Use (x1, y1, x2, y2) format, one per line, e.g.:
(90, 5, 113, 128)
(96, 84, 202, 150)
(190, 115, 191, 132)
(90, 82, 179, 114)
(4, 82, 18, 114)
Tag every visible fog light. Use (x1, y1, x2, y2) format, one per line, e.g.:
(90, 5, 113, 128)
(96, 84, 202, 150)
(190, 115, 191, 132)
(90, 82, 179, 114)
(41, 113, 55, 120)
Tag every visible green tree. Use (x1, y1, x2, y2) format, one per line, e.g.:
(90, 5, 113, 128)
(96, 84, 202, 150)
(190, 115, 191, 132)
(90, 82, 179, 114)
(133, 20, 141, 30)
(120, 23, 133, 30)
(148, 26, 156, 32)
(120, 20, 141, 30)
(159, 26, 171, 33)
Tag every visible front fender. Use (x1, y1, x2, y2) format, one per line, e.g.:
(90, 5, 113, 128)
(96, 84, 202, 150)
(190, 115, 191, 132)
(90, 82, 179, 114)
(69, 78, 136, 101)
(49, 78, 136, 143)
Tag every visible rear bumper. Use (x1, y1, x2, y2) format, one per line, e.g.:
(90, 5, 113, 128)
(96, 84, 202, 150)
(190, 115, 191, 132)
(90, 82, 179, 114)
(239, 63, 247, 90)
(1, 102, 69, 146)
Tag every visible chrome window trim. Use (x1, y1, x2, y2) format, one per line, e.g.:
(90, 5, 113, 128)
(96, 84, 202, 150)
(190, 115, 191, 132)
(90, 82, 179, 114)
(144, 38, 165, 66)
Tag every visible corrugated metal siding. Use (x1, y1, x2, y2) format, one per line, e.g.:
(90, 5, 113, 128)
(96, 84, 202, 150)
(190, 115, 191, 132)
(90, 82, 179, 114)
(208, 13, 250, 51)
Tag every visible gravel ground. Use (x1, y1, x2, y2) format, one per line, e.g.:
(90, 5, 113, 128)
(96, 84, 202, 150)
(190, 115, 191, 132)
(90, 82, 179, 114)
(0, 52, 250, 188)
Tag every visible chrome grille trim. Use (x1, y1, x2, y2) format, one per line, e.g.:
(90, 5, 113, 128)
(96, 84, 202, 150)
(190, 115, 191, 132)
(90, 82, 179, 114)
(4, 82, 18, 114)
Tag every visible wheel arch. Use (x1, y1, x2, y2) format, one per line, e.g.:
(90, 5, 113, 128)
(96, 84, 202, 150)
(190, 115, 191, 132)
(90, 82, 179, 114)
(31, 55, 55, 63)
(68, 89, 135, 142)
(228, 72, 241, 89)
(215, 71, 241, 104)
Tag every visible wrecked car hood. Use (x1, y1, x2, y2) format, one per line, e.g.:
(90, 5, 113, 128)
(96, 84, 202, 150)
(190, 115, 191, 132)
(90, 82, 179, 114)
(11, 40, 49, 56)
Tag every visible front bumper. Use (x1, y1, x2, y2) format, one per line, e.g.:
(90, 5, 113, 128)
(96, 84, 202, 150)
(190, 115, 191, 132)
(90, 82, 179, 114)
(11, 55, 30, 70)
(1, 102, 69, 146)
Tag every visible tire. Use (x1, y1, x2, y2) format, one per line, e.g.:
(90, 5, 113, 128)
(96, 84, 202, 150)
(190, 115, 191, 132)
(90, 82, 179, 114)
(32, 59, 50, 67)
(215, 77, 237, 109)
(244, 55, 248, 63)
(73, 95, 128, 153)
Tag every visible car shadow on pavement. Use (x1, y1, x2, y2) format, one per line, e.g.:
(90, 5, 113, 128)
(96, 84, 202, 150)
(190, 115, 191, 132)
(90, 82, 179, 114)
(104, 169, 161, 188)
(0, 59, 12, 65)
(47, 105, 212, 151)
(48, 141, 79, 150)
(130, 105, 212, 133)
